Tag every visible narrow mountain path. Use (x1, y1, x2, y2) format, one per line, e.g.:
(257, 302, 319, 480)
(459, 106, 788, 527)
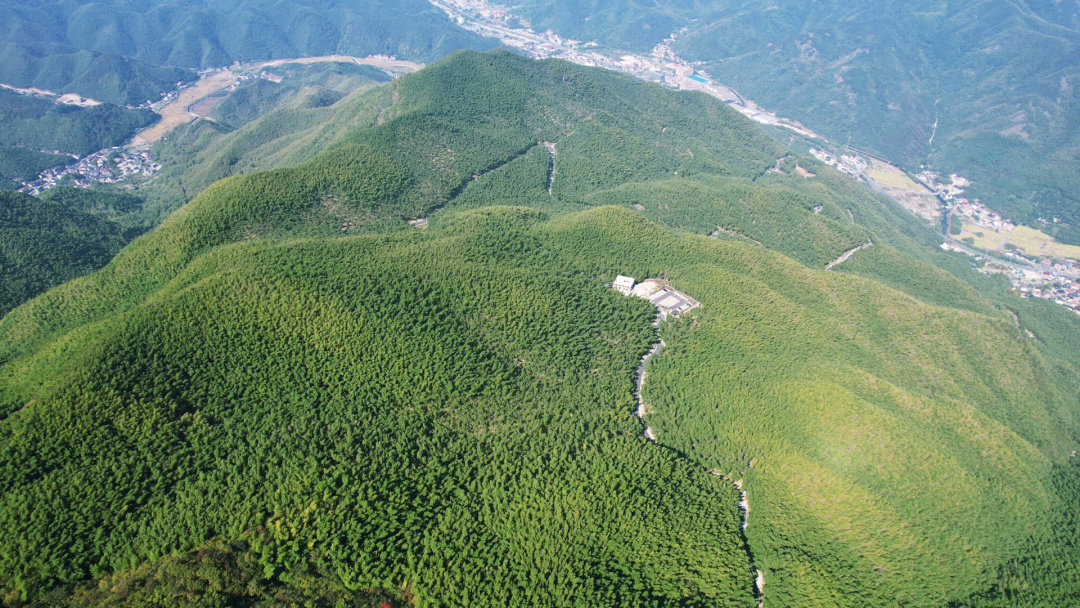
(633, 326, 664, 442)
(825, 239, 872, 270)
(542, 140, 557, 196)
(633, 312, 764, 606)
(411, 141, 539, 225)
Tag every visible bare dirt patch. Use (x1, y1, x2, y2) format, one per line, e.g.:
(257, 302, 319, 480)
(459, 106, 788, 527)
(131, 55, 423, 145)
(56, 93, 102, 107)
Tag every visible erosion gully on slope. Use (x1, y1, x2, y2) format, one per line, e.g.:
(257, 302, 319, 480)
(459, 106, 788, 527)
(633, 311, 765, 606)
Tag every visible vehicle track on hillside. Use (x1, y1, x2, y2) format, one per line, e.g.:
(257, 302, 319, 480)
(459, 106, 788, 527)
(633, 313, 765, 606)
(825, 239, 872, 270)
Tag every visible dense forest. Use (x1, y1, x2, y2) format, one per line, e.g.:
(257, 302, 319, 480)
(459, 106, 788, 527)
(0, 190, 131, 317)
(0, 204, 755, 607)
(1, 50, 1078, 607)
(0, 44, 194, 107)
(38, 186, 152, 237)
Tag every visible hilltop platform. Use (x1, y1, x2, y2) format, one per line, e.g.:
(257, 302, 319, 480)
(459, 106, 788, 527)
(612, 276, 699, 318)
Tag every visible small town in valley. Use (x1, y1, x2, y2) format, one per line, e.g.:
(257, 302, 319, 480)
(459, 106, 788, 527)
(811, 146, 1080, 315)
(939, 240, 1080, 313)
(429, 0, 820, 140)
(14, 54, 419, 196)
(917, 169, 1015, 231)
(923, 169, 1080, 315)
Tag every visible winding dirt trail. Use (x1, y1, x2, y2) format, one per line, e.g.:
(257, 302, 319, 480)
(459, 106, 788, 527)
(632, 313, 765, 606)
(633, 331, 664, 442)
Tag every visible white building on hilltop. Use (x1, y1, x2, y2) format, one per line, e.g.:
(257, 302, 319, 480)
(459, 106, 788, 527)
(631, 278, 663, 299)
(613, 275, 635, 295)
(611, 275, 700, 319)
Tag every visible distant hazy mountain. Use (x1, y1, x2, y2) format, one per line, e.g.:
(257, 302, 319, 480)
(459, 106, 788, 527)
(511, 0, 1080, 243)
(0, 0, 494, 104)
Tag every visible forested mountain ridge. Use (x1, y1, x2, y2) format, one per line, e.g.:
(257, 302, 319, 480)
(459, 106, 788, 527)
(0, 50, 874, 361)
(507, 0, 1080, 242)
(1, 50, 1078, 607)
(0, 88, 157, 156)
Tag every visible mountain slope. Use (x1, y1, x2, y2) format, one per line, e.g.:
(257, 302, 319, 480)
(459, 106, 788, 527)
(136, 60, 393, 222)
(554, 207, 1080, 605)
(0, 206, 755, 606)
(1, 50, 1078, 607)
(0, 147, 68, 187)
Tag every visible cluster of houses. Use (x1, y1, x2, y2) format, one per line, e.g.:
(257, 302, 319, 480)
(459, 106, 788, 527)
(228, 69, 282, 91)
(917, 170, 971, 198)
(19, 146, 161, 195)
(810, 148, 867, 179)
(613, 275, 699, 319)
(963, 253, 1080, 316)
(1018, 275, 1080, 314)
(917, 169, 1015, 232)
(138, 84, 183, 111)
(953, 199, 1013, 231)
(927, 168, 1080, 316)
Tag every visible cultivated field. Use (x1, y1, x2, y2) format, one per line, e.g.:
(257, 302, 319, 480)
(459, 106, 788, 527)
(959, 221, 1080, 260)
(867, 158, 928, 192)
(867, 158, 941, 222)
(187, 91, 227, 117)
(131, 69, 238, 144)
